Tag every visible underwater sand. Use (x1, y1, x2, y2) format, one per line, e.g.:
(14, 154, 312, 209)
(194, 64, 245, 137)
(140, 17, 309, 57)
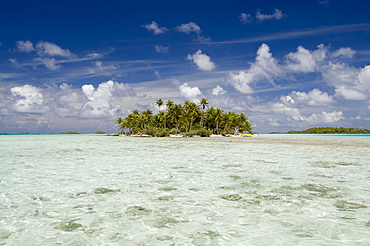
(0, 134, 369, 245)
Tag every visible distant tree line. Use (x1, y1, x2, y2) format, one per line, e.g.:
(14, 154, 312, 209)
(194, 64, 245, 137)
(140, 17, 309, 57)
(116, 98, 253, 137)
(284, 127, 370, 134)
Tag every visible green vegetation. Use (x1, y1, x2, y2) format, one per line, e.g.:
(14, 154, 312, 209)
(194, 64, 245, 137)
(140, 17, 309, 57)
(18, 132, 31, 134)
(281, 127, 370, 134)
(59, 131, 79, 134)
(0, 133, 8, 135)
(94, 131, 107, 134)
(116, 98, 253, 137)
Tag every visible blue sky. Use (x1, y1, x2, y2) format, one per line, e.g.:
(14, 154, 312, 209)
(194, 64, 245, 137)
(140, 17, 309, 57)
(1, 0, 370, 133)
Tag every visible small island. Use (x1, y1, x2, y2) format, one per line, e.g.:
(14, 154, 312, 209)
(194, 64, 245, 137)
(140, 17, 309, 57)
(116, 98, 254, 137)
(273, 127, 370, 134)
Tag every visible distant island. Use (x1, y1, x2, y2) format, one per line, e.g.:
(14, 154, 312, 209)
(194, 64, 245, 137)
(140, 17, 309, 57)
(272, 127, 370, 134)
(59, 132, 79, 134)
(116, 98, 254, 137)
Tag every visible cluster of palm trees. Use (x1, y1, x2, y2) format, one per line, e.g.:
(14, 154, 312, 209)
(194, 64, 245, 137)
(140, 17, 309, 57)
(116, 98, 253, 137)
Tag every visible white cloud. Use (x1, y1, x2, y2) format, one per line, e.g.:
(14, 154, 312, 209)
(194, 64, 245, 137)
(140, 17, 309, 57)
(240, 13, 252, 24)
(9, 58, 21, 68)
(194, 35, 212, 43)
(154, 70, 161, 79)
(286, 44, 327, 73)
(176, 22, 201, 34)
(229, 43, 281, 93)
(274, 103, 303, 121)
(87, 52, 100, 59)
(228, 71, 254, 94)
(10, 84, 48, 113)
(80, 80, 134, 118)
(256, 9, 285, 21)
(15, 40, 77, 70)
(357, 65, 370, 91)
(179, 83, 202, 100)
(92, 60, 103, 71)
(319, 1, 330, 5)
(35, 41, 76, 58)
(335, 86, 367, 100)
(187, 50, 216, 71)
(34, 57, 61, 70)
(212, 85, 227, 96)
(91, 60, 118, 73)
(282, 89, 335, 106)
(16, 40, 35, 53)
(142, 21, 169, 35)
(59, 83, 72, 91)
(333, 47, 356, 58)
(306, 111, 344, 124)
(322, 62, 359, 87)
(273, 102, 344, 124)
(154, 45, 169, 53)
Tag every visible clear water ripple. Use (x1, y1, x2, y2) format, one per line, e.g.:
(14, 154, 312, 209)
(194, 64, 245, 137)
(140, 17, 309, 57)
(0, 134, 369, 245)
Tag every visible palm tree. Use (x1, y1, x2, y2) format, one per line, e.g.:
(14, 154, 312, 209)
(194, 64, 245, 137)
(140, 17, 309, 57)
(237, 112, 253, 134)
(213, 107, 224, 134)
(199, 98, 209, 110)
(183, 100, 200, 131)
(199, 98, 209, 127)
(115, 98, 253, 136)
(220, 112, 237, 134)
(156, 99, 164, 111)
(166, 100, 174, 111)
(168, 104, 183, 133)
(158, 111, 168, 129)
(125, 112, 140, 134)
(140, 109, 153, 129)
(116, 117, 123, 133)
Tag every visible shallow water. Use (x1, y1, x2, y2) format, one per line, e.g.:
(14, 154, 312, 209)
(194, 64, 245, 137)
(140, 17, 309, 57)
(0, 134, 369, 245)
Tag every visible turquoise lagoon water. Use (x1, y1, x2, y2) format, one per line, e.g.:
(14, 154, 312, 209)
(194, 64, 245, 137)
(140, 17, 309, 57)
(0, 134, 369, 245)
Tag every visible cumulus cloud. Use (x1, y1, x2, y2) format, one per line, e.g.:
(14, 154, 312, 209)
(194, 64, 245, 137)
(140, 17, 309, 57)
(212, 85, 227, 96)
(154, 45, 169, 53)
(256, 9, 285, 21)
(179, 83, 202, 100)
(80, 80, 134, 118)
(333, 47, 356, 58)
(229, 43, 281, 93)
(240, 13, 252, 24)
(322, 62, 359, 87)
(10, 84, 49, 113)
(285, 44, 327, 73)
(228, 71, 255, 94)
(16, 40, 35, 53)
(335, 86, 367, 100)
(229, 43, 370, 103)
(356, 65, 370, 91)
(306, 111, 344, 124)
(187, 50, 216, 71)
(282, 89, 335, 106)
(273, 102, 344, 125)
(176, 22, 201, 34)
(142, 21, 169, 35)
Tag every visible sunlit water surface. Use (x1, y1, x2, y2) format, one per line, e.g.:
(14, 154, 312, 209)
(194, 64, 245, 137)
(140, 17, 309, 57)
(0, 134, 369, 245)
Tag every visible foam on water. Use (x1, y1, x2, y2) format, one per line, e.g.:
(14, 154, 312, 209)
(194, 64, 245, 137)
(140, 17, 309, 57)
(0, 134, 369, 245)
